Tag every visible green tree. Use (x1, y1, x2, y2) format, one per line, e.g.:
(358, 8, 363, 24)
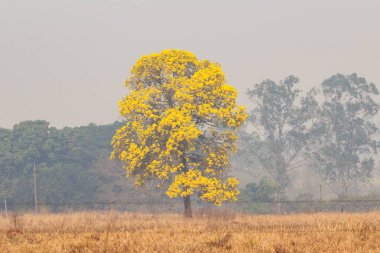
(0, 128, 13, 206)
(11, 120, 67, 170)
(63, 121, 123, 167)
(0, 120, 138, 210)
(1, 121, 68, 206)
(240, 178, 282, 214)
(242, 178, 280, 202)
(307, 73, 379, 197)
(0, 128, 13, 176)
(37, 163, 99, 211)
(245, 76, 318, 195)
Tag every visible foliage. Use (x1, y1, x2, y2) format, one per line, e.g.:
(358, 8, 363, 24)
(62, 122, 123, 167)
(38, 164, 98, 206)
(111, 49, 247, 209)
(0, 121, 123, 210)
(0, 128, 13, 198)
(307, 73, 379, 197)
(2, 71, 380, 212)
(0, 121, 68, 203)
(240, 178, 283, 213)
(245, 76, 318, 193)
(11, 120, 68, 169)
(241, 178, 281, 202)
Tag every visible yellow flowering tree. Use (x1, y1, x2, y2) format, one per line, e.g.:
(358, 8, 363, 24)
(111, 49, 247, 217)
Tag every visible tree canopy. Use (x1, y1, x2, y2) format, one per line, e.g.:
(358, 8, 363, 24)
(308, 73, 380, 196)
(0, 121, 128, 210)
(111, 49, 247, 217)
(244, 76, 318, 193)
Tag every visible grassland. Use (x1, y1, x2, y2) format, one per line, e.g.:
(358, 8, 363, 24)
(1, 211, 380, 252)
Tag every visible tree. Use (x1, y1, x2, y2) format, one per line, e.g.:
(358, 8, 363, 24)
(0, 128, 13, 208)
(63, 121, 123, 167)
(307, 73, 379, 197)
(245, 76, 318, 194)
(11, 120, 68, 171)
(240, 177, 281, 214)
(111, 49, 247, 217)
(37, 163, 99, 211)
(0, 121, 69, 206)
(0, 128, 13, 176)
(242, 177, 280, 203)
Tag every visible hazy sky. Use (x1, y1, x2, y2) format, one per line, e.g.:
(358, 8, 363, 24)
(1, 0, 380, 129)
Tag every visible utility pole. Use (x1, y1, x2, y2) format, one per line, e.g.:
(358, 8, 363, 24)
(4, 197, 7, 217)
(319, 183, 323, 212)
(33, 163, 38, 213)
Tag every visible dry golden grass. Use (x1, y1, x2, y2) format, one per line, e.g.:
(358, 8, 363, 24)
(1, 210, 380, 253)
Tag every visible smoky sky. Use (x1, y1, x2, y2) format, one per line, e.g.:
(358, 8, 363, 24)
(1, 0, 380, 128)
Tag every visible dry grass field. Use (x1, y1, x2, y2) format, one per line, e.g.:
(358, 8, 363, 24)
(1, 210, 380, 253)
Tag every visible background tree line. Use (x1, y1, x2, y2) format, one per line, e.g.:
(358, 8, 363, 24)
(239, 73, 380, 206)
(1, 73, 379, 212)
(0, 121, 169, 211)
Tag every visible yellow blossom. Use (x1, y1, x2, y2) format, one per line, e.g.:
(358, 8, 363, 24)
(111, 49, 247, 206)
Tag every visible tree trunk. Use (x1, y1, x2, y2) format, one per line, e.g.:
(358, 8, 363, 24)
(183, 196, 192, 218)
(181, 152, 192, 218)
